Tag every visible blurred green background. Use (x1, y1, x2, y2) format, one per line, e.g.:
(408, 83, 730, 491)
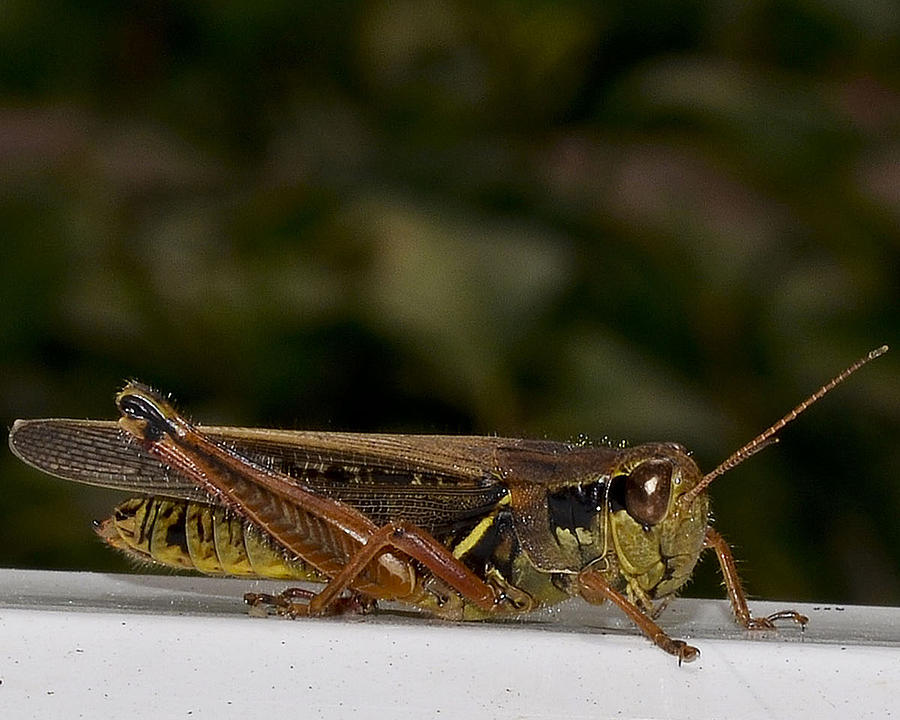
(1, 1, 897, 606)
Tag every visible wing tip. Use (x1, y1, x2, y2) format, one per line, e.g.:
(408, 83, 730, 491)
(8, 418, 30, 461)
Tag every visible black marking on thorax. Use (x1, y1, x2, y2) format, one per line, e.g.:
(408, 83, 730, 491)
(547, 480, 604, 537)
(455, 507, 516, 580)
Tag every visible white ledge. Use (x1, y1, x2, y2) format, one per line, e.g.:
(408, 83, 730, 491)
(1, 569, 898, 719)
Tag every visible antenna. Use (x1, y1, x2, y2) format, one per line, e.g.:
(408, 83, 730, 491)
(681, 345, 888, 506)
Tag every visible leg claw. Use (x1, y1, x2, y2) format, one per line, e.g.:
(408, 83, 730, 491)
(746, 609, 808, 631)
(243, 588, 376, 618)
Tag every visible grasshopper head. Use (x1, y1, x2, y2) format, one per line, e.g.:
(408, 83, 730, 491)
(606, 443, 709, 605)
(604, 345, 888, 610)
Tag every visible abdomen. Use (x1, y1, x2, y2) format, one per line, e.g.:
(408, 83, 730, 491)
(97, 497, 326, 582)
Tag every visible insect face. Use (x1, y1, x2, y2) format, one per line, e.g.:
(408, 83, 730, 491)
(607, 444, 709, 605)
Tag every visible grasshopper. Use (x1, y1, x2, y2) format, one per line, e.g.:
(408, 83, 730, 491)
(8, 346, 887, 662)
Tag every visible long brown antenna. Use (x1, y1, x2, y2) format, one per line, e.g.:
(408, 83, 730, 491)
(681, 345, 888, 506)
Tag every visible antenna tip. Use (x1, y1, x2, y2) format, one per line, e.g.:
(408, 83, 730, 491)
(869, 345, 889, 360)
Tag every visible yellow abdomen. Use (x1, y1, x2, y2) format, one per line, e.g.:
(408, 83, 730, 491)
(96, 497, 326, 582)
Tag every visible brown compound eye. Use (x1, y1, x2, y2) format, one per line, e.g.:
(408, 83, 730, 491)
(624, 460, 673, 527)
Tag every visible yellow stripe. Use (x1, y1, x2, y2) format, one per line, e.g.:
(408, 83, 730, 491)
(452, 494, 510, 559)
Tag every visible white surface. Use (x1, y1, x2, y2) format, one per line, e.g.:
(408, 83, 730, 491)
(0, 569, 898, 719)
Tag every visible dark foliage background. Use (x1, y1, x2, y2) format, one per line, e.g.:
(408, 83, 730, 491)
(1, 1, 897, 605)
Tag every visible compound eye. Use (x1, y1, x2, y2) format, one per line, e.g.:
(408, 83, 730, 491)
(624, 460, 673, 526)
